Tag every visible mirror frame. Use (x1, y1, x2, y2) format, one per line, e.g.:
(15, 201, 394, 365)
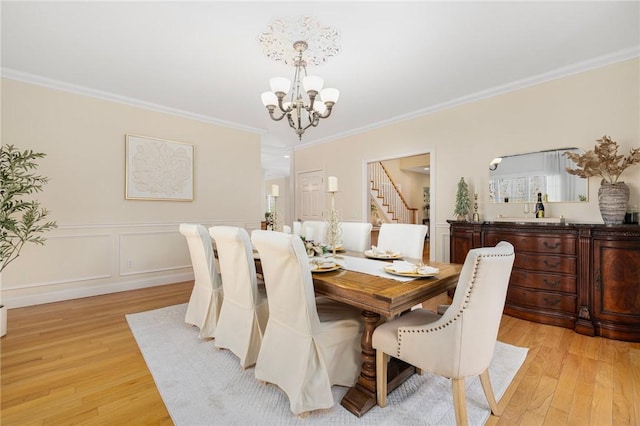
(488, 148, 588, 203)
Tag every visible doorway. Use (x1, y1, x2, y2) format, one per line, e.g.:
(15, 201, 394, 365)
(366, 152, 433, 258)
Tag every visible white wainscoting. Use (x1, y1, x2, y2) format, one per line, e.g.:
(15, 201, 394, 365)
(435, 221, 451, 263)
(1, 220, 260, 308)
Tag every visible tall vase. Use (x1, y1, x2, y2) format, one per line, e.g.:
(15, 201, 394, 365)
(598, 181, 630, 225)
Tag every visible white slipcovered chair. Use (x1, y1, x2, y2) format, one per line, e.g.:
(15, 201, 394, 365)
(251, 230, 363, 416)
(301, 220, 328, 243)
(372, 242, 515, 425)
(292, 221, 302, 236)
(209, 226, 269, 368)
(282, 225, 292, 234)
(340, 221, 373, 252)
(179, 223, 224, 339)
(376, 223, 428, 259)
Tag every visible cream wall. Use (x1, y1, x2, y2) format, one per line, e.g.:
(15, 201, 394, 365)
(1, 78, 263, 308)
(294, 59, 640, 261)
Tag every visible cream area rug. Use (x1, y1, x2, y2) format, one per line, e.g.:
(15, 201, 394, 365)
(126, 304, 528, 426)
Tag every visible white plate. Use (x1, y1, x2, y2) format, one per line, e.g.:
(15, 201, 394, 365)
(310, 264, 341, 273)
(383, 265, 439, 278)
(364, 249, 402, 260)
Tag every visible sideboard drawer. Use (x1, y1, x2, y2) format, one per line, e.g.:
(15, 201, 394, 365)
(484, 232, 576, 255)
(514, 253, 576, 274)
(507, 286, 576, 314)
(510, 269, 576, 293)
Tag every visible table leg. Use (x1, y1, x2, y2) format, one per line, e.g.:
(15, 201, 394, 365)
(340, 310, 380, 416)
(341, 309, 417, 417)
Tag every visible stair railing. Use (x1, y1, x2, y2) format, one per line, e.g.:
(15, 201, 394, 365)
(369, 162, 418, 224)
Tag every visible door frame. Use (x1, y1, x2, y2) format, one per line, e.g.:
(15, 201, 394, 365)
(362, 148, 436, 261)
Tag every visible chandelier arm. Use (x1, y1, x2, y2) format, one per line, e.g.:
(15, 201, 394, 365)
(300, 112, 319, 131)
(314, 103, 335, 119)
(276, 93, 293, 114)
(267, 107, 288, 122)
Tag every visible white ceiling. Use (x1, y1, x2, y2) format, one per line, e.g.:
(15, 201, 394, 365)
(2, 1, 639, 178)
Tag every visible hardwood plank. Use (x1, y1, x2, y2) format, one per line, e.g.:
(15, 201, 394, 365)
(590, 360, 613, 426)
(543, 406, 569, 426)
(1, 282, 192, 425)
(612, 340, 635, 425)
(630, 347, 640, 425)
(2, 280, 640, 424)
(566, 357, 596, 425)
(549, 352, 581, 415)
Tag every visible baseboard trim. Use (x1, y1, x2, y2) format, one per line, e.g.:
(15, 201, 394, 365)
(2, 272, 194, 309)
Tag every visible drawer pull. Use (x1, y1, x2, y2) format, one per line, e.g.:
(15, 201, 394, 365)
(543, 278, 561, 288)
(543, 241, 561, 249)
(543, 297, 561, 306)
(543, 259, 561, 268)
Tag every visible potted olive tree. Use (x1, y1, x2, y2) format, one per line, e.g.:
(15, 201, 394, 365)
(1, 145, 57, 336)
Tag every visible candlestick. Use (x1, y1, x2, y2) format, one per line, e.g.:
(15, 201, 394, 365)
(472, 193, 480, 222)
(325, 192, 342, 257)
(269, 193, 281, 231)
(327, 176, 339, 193)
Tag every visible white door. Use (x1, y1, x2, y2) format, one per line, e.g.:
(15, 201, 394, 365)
(297, 170, 325, 222)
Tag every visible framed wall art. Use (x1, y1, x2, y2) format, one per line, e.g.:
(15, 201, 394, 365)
(125, 134, 194, 201)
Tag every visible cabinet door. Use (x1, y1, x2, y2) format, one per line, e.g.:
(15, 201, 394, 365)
(593, 239, 640, 325)
(448, 222, 481, 264)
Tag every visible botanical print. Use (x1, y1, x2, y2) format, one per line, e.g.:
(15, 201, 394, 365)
(126, 135, 194, 201)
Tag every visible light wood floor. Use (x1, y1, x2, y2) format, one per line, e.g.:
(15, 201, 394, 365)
(2, 281, 639, 425)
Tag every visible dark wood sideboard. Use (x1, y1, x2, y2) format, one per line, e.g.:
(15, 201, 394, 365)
(448, 220, 640, 342)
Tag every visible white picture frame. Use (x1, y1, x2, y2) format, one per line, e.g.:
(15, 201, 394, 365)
(125, 134, 194, 201)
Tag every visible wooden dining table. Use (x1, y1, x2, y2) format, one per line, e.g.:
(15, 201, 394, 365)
(310, 252, 462, 417)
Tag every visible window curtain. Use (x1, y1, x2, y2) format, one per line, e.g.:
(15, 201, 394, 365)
(544, 151, 576, 201)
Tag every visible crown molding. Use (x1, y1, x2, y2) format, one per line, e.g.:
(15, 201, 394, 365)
(0, 68, 264, 135)
(2, 45, 637, 153)
(295, 46, 640, 151)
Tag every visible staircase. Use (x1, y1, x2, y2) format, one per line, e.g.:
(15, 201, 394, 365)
(369, 162, 418, 224)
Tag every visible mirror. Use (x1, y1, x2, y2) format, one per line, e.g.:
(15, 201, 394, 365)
(489, 148, 588, 203)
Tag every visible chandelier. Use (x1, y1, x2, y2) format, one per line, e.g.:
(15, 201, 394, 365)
(258, 16, 341, 140)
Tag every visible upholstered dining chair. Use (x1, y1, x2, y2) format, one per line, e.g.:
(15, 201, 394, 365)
(301, 220, 328, 243)
(209, 226, 269, 368)
(340, 221, 373, 252)
(372, 241, 515, 425)
(179, 223, 224, 339)
(292, 221, 302, 236)
(376, 223, 428, 259)
(250, 230, 363, 416)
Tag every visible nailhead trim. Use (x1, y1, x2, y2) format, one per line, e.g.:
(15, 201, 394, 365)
(396, 250, 513, 358)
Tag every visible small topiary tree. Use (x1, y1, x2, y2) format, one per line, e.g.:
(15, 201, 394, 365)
(1, 145, 57, 272)
(453, 177, 471, 220)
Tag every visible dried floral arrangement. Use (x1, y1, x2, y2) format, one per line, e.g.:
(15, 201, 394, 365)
(301, 236, 326, 257)
(564, 135, 640, 184)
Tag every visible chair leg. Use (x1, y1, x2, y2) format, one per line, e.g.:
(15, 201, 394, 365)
(479, 369, 502, 416)
(451, 378, 468, 426)
(376, 350, 388, 407)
